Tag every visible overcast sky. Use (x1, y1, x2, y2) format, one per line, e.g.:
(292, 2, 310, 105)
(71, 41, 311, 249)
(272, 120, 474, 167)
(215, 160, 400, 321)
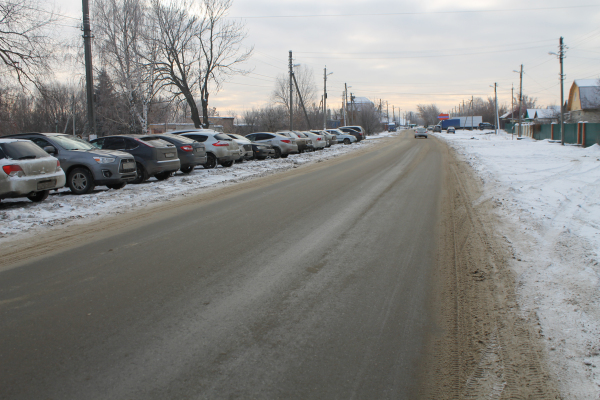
(53, 0, 600, 118)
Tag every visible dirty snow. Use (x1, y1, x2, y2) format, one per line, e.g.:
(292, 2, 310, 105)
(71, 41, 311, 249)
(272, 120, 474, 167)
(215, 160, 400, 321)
(434, 129, 600, 399)
(0, 132, 397, 242)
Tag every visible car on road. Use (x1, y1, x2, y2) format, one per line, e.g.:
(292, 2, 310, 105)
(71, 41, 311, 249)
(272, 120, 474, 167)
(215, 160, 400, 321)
(447, 126, 456, 134)
(5, 133, 136, 194)
(415, 127, 428, 139)
(0, 139, 66, 203)
(325, 129, 357, 145)
(173, 130, 240, 169)
(478, 122, 495, 130)
(433, 125, 442, 132)
(149, 134, 206, 173)
(245, 132, 298, 158)
(339, 127, 363, 141)
(91, 135, 181, 183)
(427, 126, 435, 131)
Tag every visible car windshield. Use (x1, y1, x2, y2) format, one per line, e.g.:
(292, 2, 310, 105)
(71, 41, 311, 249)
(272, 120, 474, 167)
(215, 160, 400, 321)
(160, 134, 196, 144)
(0, 141, 52, 160)
(214, 133, 232, 141)
(52, 135, 96, 151)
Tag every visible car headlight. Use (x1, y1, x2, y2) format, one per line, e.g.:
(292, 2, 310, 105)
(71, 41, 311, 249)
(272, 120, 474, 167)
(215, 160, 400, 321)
(93, 157, 116, 164)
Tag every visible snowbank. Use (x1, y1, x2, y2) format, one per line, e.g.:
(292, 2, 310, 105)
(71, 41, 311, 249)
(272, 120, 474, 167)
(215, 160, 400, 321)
(434, 129, 600, 399)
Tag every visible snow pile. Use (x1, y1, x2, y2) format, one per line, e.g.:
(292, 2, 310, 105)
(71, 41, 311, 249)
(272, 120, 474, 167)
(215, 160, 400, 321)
(434, 129, 600, 399)
(0, 132, 395, 241)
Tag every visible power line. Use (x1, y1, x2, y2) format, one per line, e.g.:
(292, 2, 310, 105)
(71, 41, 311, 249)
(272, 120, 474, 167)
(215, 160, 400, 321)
(230, 4, 600, 19)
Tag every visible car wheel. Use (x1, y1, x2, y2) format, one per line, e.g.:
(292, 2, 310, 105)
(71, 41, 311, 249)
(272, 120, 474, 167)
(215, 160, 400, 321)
(203, 153, 217, 169)
(273, 147, 281, 159)
(220, 160, 234, 168)
(155, 171, 173, 180)
(27, 190, 49, 202)
(180, 165, 194, 174)
(257, 156, 266, 160)
(131, 163, 148, 184)
(106, 182, 126, 190)
(343, 138, 350, 145)
(68, 167, 95, 194)
(280, 153, 289, 158)
(235, 159, 244, 164)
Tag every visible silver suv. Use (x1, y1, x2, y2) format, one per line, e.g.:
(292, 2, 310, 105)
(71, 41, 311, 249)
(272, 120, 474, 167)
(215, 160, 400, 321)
(5, 133, 136, 194)
(174, 130, 240, 169)
(245, 132, 298, 158)
(326, 129, 357, 145)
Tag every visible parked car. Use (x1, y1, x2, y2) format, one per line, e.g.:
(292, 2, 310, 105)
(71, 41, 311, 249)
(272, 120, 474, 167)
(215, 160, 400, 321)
(433, 125, 442, 132)
(5, 133, 136, 194)
(339, 127, 363, 142)
(340, 125, 365, 141)
(249, 142, 275, 160)
(311, 130, 336, 147)
(326, 129, 357, 145)
(478, 122, 495, 130)
(292, 131, 315, 151)
(276, 131, 310, 153)
(447, 126, 456, 134)
(174, 130, 240, 168)
(226, 134, 254, 161)
(90, 135, 180, 183)
(0, 139, 66, 202)
(149, 133, 206, 173)
(415, 127, 428, 139)
(245, 132, 298, 158)
(301, 131, 327, 150)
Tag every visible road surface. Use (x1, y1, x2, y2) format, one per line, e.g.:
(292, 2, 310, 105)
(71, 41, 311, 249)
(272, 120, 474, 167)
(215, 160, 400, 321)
(0, 132, 559, 399)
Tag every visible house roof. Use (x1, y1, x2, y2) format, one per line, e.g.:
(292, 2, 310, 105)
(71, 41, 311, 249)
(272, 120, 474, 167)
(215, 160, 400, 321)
(535, 108, 559, 119)
(569, 79, 600, 111)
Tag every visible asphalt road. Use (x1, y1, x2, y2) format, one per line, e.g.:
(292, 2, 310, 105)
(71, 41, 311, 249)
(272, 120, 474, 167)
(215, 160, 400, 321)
(0, 133, 447, 399)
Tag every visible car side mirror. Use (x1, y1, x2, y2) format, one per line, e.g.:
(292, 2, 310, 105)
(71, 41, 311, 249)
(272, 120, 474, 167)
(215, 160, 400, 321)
(44, 145, 57, 154)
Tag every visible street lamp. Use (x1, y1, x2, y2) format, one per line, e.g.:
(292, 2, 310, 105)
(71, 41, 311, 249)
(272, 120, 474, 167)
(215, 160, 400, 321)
(549, 36, 567, 146)
(324, 67, 333, 130)
(513, 65, 523, 137)
(490, 83, 498, 135)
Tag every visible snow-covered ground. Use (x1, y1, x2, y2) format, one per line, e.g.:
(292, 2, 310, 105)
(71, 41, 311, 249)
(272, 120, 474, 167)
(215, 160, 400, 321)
(0, 131, 397, 243)
(434, 129, 600, 399)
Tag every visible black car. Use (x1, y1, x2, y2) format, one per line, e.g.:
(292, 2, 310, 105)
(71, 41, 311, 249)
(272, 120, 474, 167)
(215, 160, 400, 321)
(478, 122, 495, 130)
(91, 135, 180, 183)
(250, 143, 275, 160)
(149, 134, 207, 173)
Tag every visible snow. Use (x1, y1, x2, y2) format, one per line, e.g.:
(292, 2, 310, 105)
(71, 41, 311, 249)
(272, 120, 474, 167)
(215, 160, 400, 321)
(434, 129, 600, 399)
(0, 131, 398, 242)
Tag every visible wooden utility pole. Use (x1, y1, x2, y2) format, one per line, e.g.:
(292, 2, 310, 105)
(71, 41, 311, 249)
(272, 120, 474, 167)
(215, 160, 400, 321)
(82, 0, 95, 137)
(518, 64, 523, 138)
(289, 51, 293, 130)
(559, 37, 566, 146)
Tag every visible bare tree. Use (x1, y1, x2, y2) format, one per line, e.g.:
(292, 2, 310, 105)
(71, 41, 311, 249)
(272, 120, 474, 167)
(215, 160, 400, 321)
(357, 103, 382, 135)
(149, 0, 203, 127)
(0, 0, 56, 86)
(197, 0, 252, 128)
(417, 104, 441, 126)
(94, 0, 159, 133)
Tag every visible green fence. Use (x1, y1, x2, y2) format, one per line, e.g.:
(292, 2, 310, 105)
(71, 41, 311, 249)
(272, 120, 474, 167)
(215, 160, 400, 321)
(507, 123, 600, 147)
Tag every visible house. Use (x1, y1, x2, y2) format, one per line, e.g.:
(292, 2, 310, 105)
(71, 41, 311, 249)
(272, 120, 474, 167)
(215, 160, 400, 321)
(148, 116, 235, 134)
(567, 79, 600, 123)
(524, 107, 560, 124)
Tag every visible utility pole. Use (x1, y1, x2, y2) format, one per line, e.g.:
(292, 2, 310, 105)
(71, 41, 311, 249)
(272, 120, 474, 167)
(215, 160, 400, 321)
(82, 0, 95, 138)
(511, 84, 514, 140)
(518, 64, 523, 138)
(471, 95, 474, 130)
(289, 51, 293, 130)
(323, 66, 332, 130)
(494, 83, 498, 135)
(550, 37, 567, 145)
(72, 93, 76, 136)
(386, 101, 389, 126)
(344, 83, 348, 126)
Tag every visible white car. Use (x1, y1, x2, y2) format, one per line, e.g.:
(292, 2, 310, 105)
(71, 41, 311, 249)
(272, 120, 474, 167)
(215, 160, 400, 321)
(0, 139, 66, 203)
(300, 131, 327, 150)
(326, 129, 357, 145)
(447, 126, 456, 134)
(226, 134, 254, 161)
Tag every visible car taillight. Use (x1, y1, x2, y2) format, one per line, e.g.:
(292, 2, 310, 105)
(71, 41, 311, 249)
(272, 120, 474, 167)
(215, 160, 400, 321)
(180, 145, 193, 152)
(317, 137, 322, 141)
(134, 138, 153, 147)
(56, 160, 61, 172)
(281, 139, 290, 143)
(212, 141, 229, 146)
(2, 164, 25, 177)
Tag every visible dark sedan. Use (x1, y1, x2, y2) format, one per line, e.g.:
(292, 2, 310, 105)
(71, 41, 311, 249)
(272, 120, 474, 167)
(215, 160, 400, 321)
(149, 134, 206, 173)
(91, 135, 180, 183)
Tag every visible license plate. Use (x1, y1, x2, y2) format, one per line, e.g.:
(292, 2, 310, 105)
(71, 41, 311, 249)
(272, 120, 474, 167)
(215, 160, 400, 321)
(165, 153, 175, 158)
(37, 179, 56, 190)
(122, 162, 135, 170)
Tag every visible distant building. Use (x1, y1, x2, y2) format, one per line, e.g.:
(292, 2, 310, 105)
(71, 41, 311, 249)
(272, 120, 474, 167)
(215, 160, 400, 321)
(567, 79, 600, 123)
(148, 116, 235, 134)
